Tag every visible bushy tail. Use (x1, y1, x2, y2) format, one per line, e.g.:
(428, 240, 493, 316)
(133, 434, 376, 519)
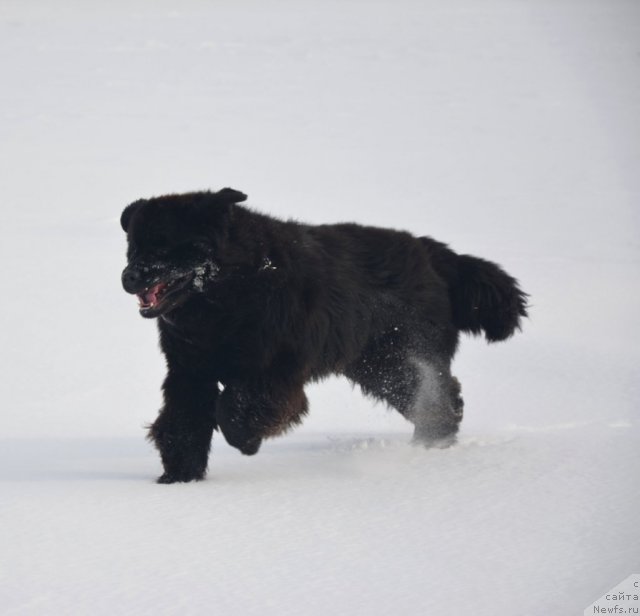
(421, 237, 528, 342)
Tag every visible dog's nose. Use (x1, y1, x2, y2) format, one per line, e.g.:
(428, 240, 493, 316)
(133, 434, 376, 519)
(122, 267, 141, 293)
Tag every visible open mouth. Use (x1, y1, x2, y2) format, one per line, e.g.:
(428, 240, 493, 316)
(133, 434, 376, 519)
(136, 274, 192, 316)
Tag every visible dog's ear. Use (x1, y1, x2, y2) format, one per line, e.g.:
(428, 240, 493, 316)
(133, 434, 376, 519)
(120, 199, 146, 232)
(215, 187, 248, 205)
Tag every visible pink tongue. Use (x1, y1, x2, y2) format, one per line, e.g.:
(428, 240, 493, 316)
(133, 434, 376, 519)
(139, 283, 164, 307)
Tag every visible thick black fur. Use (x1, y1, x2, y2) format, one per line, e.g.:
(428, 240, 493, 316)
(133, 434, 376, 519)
(121, 188, 527, 483)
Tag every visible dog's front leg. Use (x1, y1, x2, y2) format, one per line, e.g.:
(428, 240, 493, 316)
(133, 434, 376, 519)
(217, 380, 308, 455)
(148, 371, 219, 484)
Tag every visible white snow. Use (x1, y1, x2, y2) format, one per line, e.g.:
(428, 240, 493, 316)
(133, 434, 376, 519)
(1, 0, 639, 614)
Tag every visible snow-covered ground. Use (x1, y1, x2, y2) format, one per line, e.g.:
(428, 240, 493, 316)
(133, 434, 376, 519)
(1, 1, 639, 614)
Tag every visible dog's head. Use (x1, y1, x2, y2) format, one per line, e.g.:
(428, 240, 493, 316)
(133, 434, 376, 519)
(121, 188, 247, 318)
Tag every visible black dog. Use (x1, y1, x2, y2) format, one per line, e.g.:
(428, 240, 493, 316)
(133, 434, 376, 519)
(121, 188, 527, 483)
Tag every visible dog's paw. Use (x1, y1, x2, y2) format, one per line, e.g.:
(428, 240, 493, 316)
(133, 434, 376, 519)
(239, 437, 262, 456)
(156, 470, 205, 484)
(411, 433, 458, 449)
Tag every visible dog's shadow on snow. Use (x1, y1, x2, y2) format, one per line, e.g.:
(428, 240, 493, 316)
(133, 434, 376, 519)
(0, 430, 526, 483)
(0, 438, 152, 482)
(0, 434, 415, 483)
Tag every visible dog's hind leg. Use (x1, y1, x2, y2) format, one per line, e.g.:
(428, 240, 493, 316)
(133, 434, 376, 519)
(217, 379, 309, 455)
(148, 372, 219, 484)
(406, 360, 464, 447)
(345, 333, 463, 447)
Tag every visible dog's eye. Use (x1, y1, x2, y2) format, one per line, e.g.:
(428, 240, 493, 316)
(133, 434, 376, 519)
(184, 239, 210, 252)
(152, 236, 171, 250)
(168, 242, 208, 261)
(192, 240, 211, 251)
